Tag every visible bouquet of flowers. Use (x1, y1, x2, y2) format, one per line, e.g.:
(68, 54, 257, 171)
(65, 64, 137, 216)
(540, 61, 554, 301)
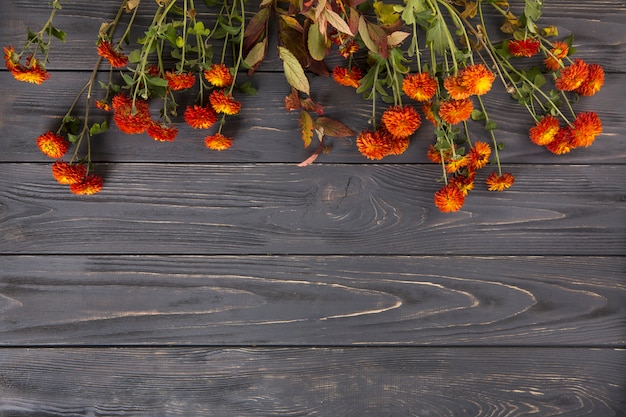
(4, 0, 604, 212)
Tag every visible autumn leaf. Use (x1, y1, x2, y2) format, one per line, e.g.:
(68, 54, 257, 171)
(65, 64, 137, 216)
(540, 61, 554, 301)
(314, 117, 354, 137)
(278, 46, 310, 96)
(299, 110, 314, 147)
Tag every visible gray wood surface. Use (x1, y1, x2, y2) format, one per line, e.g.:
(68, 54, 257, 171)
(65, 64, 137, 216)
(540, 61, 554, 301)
(0, 0, 624, 415)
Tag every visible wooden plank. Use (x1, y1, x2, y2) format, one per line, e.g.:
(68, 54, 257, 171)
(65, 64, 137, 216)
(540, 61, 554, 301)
(1, 163, 624, 256)
(0, 255, 624, 346)
(1, 71, 624, 164)
(0, 347, 624, 416)
(2, 0, 625, 71)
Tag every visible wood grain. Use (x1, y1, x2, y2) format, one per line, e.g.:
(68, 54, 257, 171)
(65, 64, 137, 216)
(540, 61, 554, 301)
(0, 255, 624, 346)
(0, 347, 624, 416)
(1, 163, 624, 256)
(1, 72, 624, 164)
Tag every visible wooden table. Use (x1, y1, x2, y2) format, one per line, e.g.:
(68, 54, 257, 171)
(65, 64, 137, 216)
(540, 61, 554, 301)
(1, 0, 625, 415)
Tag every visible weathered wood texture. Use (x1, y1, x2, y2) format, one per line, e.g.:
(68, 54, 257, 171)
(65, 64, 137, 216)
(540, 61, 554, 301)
(1, 348, 624, 416)
(1, 255, 624, 346)
(0, 0, 625, 415)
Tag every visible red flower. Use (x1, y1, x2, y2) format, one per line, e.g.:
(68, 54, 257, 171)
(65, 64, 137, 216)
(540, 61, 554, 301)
(434, 184, 465, 212)
(486, 172, 515, 191)
(544, 41, 569, 71)
(333, 67, 363, 88)
(529, 115, 560, 146)
(204, 133, 233, 151)
(508, 38, 540, 57)
(555, 59, 589, 91)
(147, 122, 178, 142)
(575, 63, 604, 96)
(51, 161, 87, 185)
(37, 131, 69, 158)
(209, 90, 242, 115)
(97, 40, 128, 68)
(570, 112, 602, 148)
(402, 72, 438, 102)
(112, 96, 151, 134)
(4, 47, 50, 84)
(69, 174, 103, 195)
(546, 127, 575, 155)
(164, 71, 196, 91)
(467, 141, 492, 170)
(184, 105, 218, 129)
(203, 63, 234, 88)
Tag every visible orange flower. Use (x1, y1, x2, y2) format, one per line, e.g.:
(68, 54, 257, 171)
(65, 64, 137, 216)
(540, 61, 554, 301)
(438, 98, 474, 125)
(51, 161, 87, 185)
(4, 46, 17, 70)
(546, 127, 575, 155)
(508, 38, 540, 57)
(422, 101, 438, 126)
(210, 90, 242, 115)
(461, 64, 495, 96)
(570, 112, 602, 148)
(434, 184, 465, 212)
(4, 46, 50, 84)
(544, 41, 569, 71)
(426, 144, 452, 164)
(95, 100, 111, 112)
(555, 59, 589, 91)
(444, 75, 471, 100)
(356, 129, 392, 160)
(381, 105, 421, 139)
(69, 174, 103, 195)
(467, 141, 492, 170)
(575, 63, 604, 96)
(204, 133, 233, 151)
(184, 104, 218, 129)
(147, 121, 178, 142)
(529, 115, 560, 146)
(165, 71, 196, 91)
(97, 40, 128, 68)
(36, 131, 69, 158)
(486, 172, 515, 191)
(113, 97, 151, 134)
(332, 66, 363, 88)
(203, 63, 234, 88)
(449, 171, 476, 196)
(402, 72, 438, 102)
(388, 135, 411, 156)
(445, 155, 470, 173)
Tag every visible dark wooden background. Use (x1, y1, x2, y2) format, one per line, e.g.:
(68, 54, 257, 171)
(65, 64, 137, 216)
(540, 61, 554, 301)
(1, 0, 625, 415)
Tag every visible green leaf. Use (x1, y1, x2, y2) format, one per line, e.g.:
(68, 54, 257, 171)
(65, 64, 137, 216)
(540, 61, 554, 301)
(426, 17, 449, 54)
(278, 46, 310, 96)
(146, 75, 169, 87)
(471, 109, 485, 121)
(89, 120, 109, 136)
(484, 120, 498, 131)
(50, 26, 66, 42)
(307, 22, 328, 62)
(239, 82, 258, 96)
(121, 72, 135, 86)
(243, 40, 267, 69)
(128, 49, 142, 64)
(67, 133, 80, 143)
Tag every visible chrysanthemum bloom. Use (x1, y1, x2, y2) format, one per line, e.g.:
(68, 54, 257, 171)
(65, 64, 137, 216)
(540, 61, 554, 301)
(4, 46, 17, 70)
(204, 63, 234, 88)
(147, 121, 178, 142)
(445, 155, 471, 173)
(165, 71, 196, 91)
(184, 104, 218, 129)
(467, 141, 492, 170)
(332, 66, 363, 88)
(210, 90, 242, 115)
(544, 41, 569, 71)
(443, 75, 471, 100)
(546, 127, 575, 155)
(529, 115, 560, 146)
(388, 135, 410, 156)
(422, 101, 438, 126)
(575, 63, 605, 96)
(402, 72, 438, 102)
(95, 100, 111, 112)
(113, 97, 151, 134)
(449, 171, 476, 196)
(508, 38, 540, 57)
(356, 129, 392, 160)
(486, 172, 515, 191)
(338, 40, 359, 58)
(97, 40, 128, 68)
(434, 184, 465, 212)
(555, 59, 589, 91)
(381, 105, 421, 139)
(438, 98, 474, 125)
(36, 131, 69, 158)
(69, 174, 103, 195)
(461, 64, 495, 96)
(4, 46, 50, 84)
(204, 133, 233, 151)
(570, 112, 602, 148)
(426, 144, 452, 164)
(51, 161, 87, 185)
